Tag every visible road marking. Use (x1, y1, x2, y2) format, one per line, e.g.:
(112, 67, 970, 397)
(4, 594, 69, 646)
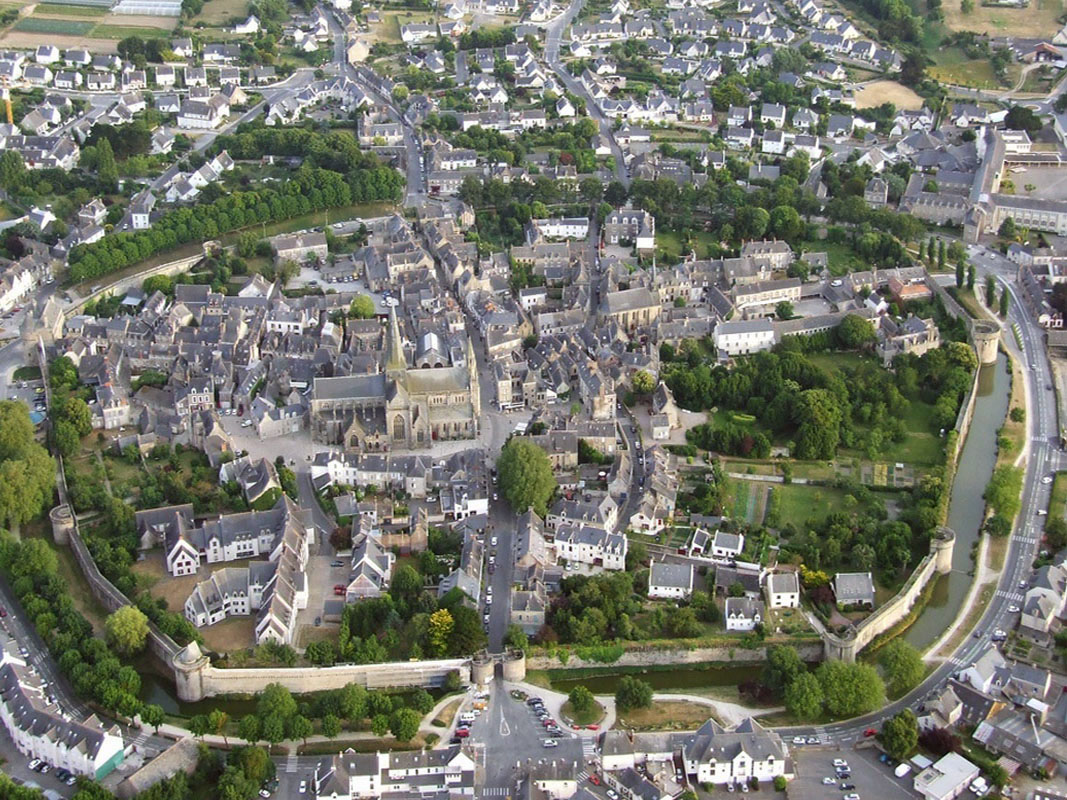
(482, 788, 511, 796)
(285, 751, 300, 773)
(500, 715, 510, 737)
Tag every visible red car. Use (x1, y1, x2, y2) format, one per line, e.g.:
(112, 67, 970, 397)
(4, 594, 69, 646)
(587, 724, 600, 731)
(863, 728, 877, 737)
(455, 728, 470, 738)
(589, 775, 601, 786)
(333, 584, 346, 596)
(0, 607, 6, 618)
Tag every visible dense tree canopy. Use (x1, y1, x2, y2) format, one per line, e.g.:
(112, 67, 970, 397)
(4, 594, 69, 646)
(497, 438, 557, 517)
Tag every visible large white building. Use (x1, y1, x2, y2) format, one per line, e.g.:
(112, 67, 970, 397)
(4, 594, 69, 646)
(531, 217, 591, 240)
(913, 752, 979, 800)
(554, 523, 627, 570)
(713, 319, 775, 356)
(682, 718, 790, 786)
(313, 744, 475, 800)
(0, 657, 124, 780)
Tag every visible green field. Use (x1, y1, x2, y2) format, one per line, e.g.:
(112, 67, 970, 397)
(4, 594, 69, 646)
(773, 483, 852, 527)
(655, 229, 720, 261)
(35, 3, 109, 15)
(90, 23, 171, 38)
(14, 16, 94, 33)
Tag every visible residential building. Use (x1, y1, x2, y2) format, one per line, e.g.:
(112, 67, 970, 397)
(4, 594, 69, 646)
(832, 572, 875, 609)
(725, 597, 764, 631)
(765, 572, 800, 609)
(682, 718, 790, 785)
(647, 559, 694, 599)
(912, 753, 979, 800)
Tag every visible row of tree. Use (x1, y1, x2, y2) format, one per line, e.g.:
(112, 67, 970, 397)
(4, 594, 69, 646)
(69, 163, 400, 283)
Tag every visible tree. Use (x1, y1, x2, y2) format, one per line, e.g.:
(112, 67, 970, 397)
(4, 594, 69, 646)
(189, 714, 210, 740)
(0, 150, 26, 192)
(105, 606, 149, 656)
(54, 420, 81, 458)
(615, 676, 653, 711)
(1046, 516, 1067, 551)
(497, 438, 557, 517)
(1005, 105, 1043, 136)
(784, 672, 823, 720)
(322, 713, 341, 738)
(96, 137, 119, 192)
(816, 661, 885, 717)
(238, 715, 261, 744)
(209, 708, 230, 746)
(569, 685, 595, 713)
(763, 645, 805, 694)
(955, 259, 964, 288)
(289, 715, 313, 746)
(880, 709, 919, 760)
(350, 294, 375, 319)
(448, 605, 487, 655)
(389, 708, 421, 741)
(257, 683, 297, 721)
(776, 301, 794, 320)
(961, 0, 974, 12)
(999, 217, 1016, 239)
(141, 703, 165, 733)
(985, 274, 997, 307)
(967, 264, 976, 291)
(632, 370, 654, 395)
(878, 640, 925, 696)
(999, 288, 1010, 317)
(428, 608, 455, 657)
(837, 314, 877, 349)
(504, 624, 529, 652)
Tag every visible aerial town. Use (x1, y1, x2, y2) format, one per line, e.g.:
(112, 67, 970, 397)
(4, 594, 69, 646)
(3, 0, 1067, 796)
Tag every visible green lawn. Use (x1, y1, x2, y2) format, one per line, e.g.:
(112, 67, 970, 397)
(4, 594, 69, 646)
(798, 241, 861, 277)
(773, 483, 851, 527)
(1051, 472, 1067, 519)
(90, 23, 172, 38)
(656, 229, 720, 261)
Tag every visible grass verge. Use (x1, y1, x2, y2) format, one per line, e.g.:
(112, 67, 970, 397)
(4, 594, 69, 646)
(934, 582, 996, 659)
(561, 699, 605, 727)
(617, 700, 717, 731)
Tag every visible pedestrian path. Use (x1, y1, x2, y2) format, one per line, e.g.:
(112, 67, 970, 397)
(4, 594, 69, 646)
(482, 787, 510, 796)
(582, 738, 597, 758)
(285, 751, 300, 773)
(995, 589, 1024, 602)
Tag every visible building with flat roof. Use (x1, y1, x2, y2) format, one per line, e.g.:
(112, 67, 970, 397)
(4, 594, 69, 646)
(912, 752, 979, 800)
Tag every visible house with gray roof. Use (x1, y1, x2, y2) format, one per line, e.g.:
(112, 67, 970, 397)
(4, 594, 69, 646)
(725, 597, 764, 631)
(711, 531, 744, 559)
(648, 559, 695, 600)
(765, 572, 799, 609)
(832, 571, 875, 609)
(682, 718, 789, 785)
(0, 658, 125, 780)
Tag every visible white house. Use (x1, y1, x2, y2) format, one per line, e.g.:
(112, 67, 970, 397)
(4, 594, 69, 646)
(683, 718, 790, 786)
(711, 531, 744, 559)
(233, 14, 260, 33)
(725, 597, 764, 631)
(764, 572, 800, 609)
(714, 319, 775, 356)
(913, 753, 980, 800)
(532, 217, 590, 240)
(648, 559, 695, 600)
(554, 523, 627, 570)
(0, 658, 125, 780)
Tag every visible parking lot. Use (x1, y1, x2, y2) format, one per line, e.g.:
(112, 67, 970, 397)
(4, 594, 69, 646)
(789, 748, 920, 800)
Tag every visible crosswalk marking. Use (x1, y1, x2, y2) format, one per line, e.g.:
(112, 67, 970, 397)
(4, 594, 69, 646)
(996, 590, 1024, 601)
(285, 751, 300, 774)
(582, 739, 597, 757)
(577, 771, 590, 782)
(482, 787, 510, 796)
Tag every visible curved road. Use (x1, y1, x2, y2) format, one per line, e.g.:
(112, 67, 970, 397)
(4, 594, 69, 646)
(778, 255, 1060, 745)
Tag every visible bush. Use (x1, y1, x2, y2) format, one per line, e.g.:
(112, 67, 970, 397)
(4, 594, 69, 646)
(615, 676, 653, 711)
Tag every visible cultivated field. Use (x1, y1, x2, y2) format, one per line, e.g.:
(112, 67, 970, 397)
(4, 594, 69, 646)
(853, 79, 924, 110)
(0, 29, 120, 49)
(0, 0, 176, 50)
(187, 0, 247, 27)
(940, 0, 1065, 37)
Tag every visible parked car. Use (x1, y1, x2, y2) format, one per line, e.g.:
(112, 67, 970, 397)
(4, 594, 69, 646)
(299, 780, 307, 794)
(589, 775, 601, 785)
(542, 739, 558, 748)
(330, 560, 343, 567)
(863, 728, 877, 737)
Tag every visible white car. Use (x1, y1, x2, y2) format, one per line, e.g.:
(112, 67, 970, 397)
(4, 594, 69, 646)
(843, 795, 860, 800)
(833, 759, 848, 768)
(299, 780, 307, 794)
(607, 791, 619, 800)
(485, 595, 492, 606)
(490, 536, 498, 547)
(992, 629, 1007, 641)
(1009, 604, 1020, 613)
(792, 736, 805, 745)
(1042, 476, 1053, 484)
(543, 739, 559, 748)
(822, 777, 836, 785)
(486, 586, 492, 597)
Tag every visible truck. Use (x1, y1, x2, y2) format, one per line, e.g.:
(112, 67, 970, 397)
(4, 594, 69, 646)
(894, 763, 911, 778)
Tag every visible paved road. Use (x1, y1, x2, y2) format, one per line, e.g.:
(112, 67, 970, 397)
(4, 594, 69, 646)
(543, 0, 629, 187)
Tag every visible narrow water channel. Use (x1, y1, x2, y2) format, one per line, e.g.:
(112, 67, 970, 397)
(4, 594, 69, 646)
(902, 353, 1010, 650)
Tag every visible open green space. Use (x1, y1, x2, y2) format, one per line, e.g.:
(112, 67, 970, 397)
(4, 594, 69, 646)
(928, 49, 1006, 90)
(798, 240, 862, 277)
(772, 483, 852, 527)
(14, 16, 93, 33)
(89, 23, 171, 38)
(561, 698, 605, 726)
(655, 229, 720, 261)
(1050, 471, 1067, 518)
